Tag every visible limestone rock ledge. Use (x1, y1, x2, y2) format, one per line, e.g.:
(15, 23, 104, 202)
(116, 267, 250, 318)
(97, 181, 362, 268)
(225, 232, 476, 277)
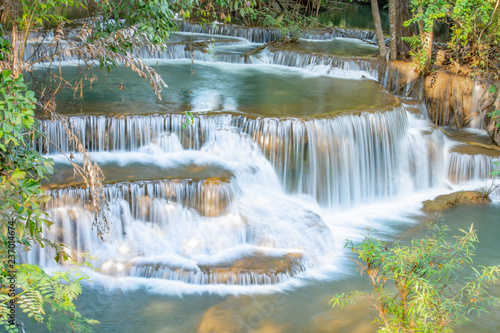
(422, 191, 491, 211)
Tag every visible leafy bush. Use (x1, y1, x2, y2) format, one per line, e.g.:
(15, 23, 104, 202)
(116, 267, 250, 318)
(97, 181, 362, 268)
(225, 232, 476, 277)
(0, 70, 59, 256)
(331, 223, 500, 332)
(404, 0, 500, 76)
(0, 262, 99, 333)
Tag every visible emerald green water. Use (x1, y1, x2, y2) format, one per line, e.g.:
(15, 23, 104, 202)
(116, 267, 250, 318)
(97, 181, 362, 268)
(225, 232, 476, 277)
(284, 38, 378, 57)
(318, 3, 389, 32)
(54, 61, 396, 117)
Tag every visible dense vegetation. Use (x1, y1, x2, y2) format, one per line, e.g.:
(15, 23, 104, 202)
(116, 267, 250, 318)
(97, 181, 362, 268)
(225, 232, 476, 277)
(353, 0, 500, 78)
(403, 0, 500, 78)
(0, 70, 97, 331)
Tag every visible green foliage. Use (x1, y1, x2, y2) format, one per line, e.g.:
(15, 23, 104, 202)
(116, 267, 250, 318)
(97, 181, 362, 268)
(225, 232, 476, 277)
(16, 0, 85, 30)
(406, 0, 450, 33)
(0, 70, 97, 331)
(403, 0, 450, 73)
(450, 0, 497, 47)
(0, 260, 99, 332)
(188, 0, 312, 36)
(92, 0, 184, 44)
(0, 70, 65, 256)
(331, 223, 500, 332)
(448, 0, 500, 75)
(256, 7, 311, 37)
(489, 106, 500, 129)
(190, 0, 262, 24)
(490, 161, 500, 180)
(181, 111, 194, 130)
(0, 25, 10, 62)
(404, 0, 500, 76)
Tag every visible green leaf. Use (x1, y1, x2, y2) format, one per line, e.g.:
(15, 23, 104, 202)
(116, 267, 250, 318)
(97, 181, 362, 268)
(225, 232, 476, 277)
(35, 195, 52, 203)
(2, 70, 11, 81)
(11, 169, 26, 180)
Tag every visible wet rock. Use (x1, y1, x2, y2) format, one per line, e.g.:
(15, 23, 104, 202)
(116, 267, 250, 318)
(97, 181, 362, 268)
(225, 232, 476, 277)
(48, 157, 235, 187)
(165, 176, 237, 217)
(101, 252, 304, 285)
(387, 63, 499, 145)
(194, 177, 236, 217)
(198, 252, 304, 284)
(422, 190, 491, 211)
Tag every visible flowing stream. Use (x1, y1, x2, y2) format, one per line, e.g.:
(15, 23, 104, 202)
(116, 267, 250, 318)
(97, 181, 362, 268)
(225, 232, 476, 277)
(23, 24, 500, 332)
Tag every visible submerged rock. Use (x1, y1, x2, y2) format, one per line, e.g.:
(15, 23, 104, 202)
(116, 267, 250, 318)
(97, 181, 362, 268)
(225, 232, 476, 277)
(422, 191, 491, 211)
(310, 295, 378, 333)
(197, 295, 288, 333)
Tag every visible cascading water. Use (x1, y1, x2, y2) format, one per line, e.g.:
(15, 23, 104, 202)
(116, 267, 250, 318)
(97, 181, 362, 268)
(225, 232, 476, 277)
(35, 125, 334, 285)
(27, 24, 499, 293)
(447, 148, 498, 184)
(39, 106, 446, 208)
(32, 106, 453, 286)
(178, 22, 283, 43)
(179, 21, 382, 44)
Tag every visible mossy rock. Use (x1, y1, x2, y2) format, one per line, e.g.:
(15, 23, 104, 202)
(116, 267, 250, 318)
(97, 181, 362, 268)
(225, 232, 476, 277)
(422, 191, 490, 211)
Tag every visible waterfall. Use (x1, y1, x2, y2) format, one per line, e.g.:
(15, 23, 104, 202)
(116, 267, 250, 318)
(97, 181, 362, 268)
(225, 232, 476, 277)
(259, 49, 381, 80)
(30, 103, 456, 285)
(22, 27, 251, 64)
(32, 155, 331, 285)
(179, 22, 282, 43)
(447, 150, 498, 184)
(179, 21, 382, 44)
(257, 108, 445, 207)
(32, 97, 495, 287)
(40, 105, 447, 209)
(36, 113, 229, 154)
(301, 28, 379, 43)
(23, 24, 498, 289)
(254, 50, 425, 100)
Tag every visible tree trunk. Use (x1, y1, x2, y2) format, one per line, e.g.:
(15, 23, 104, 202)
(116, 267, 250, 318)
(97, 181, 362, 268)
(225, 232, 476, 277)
(397, 0, 411, 56)
(389, 0, 397, 60)
(418, 6, 434, 73)
(370, 0, 387, 58)
(11, 23, 20, 78)
(422, 28, 434, 71)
